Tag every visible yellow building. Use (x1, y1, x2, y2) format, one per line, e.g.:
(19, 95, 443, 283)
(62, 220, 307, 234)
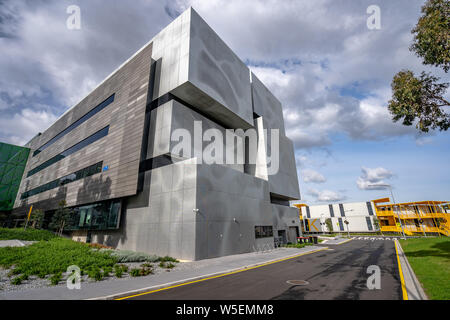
(372, 198, 450, 236)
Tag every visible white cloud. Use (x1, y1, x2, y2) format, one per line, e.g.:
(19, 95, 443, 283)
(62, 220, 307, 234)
(356, 166, 394, 190)
(302, 169, 326, 183)
(0, 0, 172, 144)
(0, 0, 440, 152)
(307, 188, 346, 202)
(0, 108, 58, 146)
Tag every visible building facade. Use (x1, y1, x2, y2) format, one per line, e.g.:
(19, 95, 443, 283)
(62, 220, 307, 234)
(295, 199, 450, 236)
(11, 8, 301, 260)
(373, 198, 450, 236)
(294, 201, 378, 233)
(0, 142, 30, 213)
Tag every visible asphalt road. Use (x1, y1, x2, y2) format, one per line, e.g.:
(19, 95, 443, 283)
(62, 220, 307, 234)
(127, 240, 402, 300)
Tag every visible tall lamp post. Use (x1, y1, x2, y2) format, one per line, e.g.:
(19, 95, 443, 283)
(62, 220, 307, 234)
(343, 209, 353, 238)
(369, 183, 405, 237)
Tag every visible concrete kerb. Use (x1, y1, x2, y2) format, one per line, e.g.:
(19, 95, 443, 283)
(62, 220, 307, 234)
(395, 239, 428, 300)
(90, 246, 328, 300)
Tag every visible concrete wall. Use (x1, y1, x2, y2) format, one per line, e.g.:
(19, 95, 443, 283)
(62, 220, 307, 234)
(147, 99, 245, 173)
(301, 201, 378, 233)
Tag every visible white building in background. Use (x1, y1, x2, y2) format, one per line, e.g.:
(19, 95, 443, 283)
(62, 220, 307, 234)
(296, 201, 378, 233)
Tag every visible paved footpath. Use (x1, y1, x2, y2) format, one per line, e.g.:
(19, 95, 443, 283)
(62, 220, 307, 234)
(0, 246, 324, 300)
(127, 240, 402, 300)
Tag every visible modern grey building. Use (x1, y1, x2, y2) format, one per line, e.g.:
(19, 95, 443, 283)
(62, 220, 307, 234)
(12, 8, 301, 260)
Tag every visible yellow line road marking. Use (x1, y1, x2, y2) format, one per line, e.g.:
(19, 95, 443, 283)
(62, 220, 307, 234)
(395, 241, 408, 300)
(115, 248, 326, 300)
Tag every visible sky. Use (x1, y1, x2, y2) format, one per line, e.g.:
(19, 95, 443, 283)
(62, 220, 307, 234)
(0, 0, 449, 205)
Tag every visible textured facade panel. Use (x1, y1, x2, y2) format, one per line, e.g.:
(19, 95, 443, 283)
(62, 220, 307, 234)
(152, 8, 253, 129)
(14, 43, 154, 211)
(147, 100, 245, 172)
(251, 73, 286, 135)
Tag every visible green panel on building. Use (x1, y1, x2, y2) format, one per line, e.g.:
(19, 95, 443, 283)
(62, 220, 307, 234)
(0, 142, 30, 211)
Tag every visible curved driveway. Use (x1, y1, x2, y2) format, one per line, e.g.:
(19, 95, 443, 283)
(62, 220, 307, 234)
(126, 240, 402, 300)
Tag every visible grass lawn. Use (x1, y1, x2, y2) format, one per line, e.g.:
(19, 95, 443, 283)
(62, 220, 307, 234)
(399, 237, 450, 300)
(0, 228, 57, 241)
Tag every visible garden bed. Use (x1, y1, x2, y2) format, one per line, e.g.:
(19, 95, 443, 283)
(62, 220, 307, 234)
(0, 237, 180, 292)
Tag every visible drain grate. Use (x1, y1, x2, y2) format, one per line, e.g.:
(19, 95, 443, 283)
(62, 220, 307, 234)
(287, 280, 309, 286)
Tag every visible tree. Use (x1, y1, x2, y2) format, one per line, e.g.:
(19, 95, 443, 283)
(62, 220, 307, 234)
(325, 218, 333, 233)
(388, 70, 449, 132)
(49, 200, 72, 235)
(372, 217, 381, 234)
(388, 0, 450, 132)
(30, 209, 45, 229)
(411, 0, 450, 72)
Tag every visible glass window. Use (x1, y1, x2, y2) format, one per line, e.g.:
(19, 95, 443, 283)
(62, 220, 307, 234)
(27, 126, 109, 177)
(339, 203, 345, 216)
(33, 94, 115, 157)
(366, 202, 374, 215)
(21, 161, 102, 200)
(366, 217, 373, 231)
(64, 199, 121, 231)
(255, 226, 274, 238)
(338, 218, 344, 231)
(329, 204, 335, 217)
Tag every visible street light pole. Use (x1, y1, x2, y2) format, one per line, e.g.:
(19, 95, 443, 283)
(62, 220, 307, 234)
(343, 209, 353, 238)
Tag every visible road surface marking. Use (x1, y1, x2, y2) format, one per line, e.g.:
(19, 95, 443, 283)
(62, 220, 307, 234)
(115, 248, 327, 300)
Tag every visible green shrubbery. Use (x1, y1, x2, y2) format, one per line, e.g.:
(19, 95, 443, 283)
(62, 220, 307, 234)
(130, 264, 154, 277)
(0, 236, 180, 285)
(283, 243, 313, 249)
(100, 249, 160, 263)
(0, 228, 57, 241)
(0, 238, 117, 282)
(114, 264, 128, 278)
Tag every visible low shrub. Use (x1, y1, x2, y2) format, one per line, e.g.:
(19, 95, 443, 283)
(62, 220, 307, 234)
(158, 261, 176, 269)
(0, 228, 57, 241)
(11, 273, 29, 285)
(88, 243, 114, 250)
(0, 238, 117, 281)
(103, 266, 112, 277)
(114, 264, 128, 278)
(140, 263, 153, 268)
(139, 266, 153, 276)
(283, 243, 313, 249)
(130, 268, 141, 277)
(11, 276, 23, 285)
(49, 272, 62, 285)
(87, 267, 104, 281)
(158, 256, 179, 263)
(102, 249, 160, 263)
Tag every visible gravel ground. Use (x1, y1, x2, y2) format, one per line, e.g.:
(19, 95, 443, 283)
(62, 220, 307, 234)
(0, 261, 184, 293)
(0, 257, 235, 293)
